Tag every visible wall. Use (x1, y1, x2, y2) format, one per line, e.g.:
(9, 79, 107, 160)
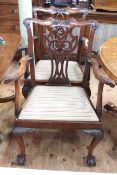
(93, 23, 117, 51)
(18, 0, 32, 47)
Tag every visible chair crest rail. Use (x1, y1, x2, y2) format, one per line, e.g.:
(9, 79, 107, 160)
(33, 6, 89, 19)
(23, 17, 98, 28)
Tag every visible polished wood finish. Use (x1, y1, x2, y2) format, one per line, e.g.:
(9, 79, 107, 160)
(0, 0, 19, 33)
(94, 0, 117, 11)
(0, 0, 43, 33)
(100, 37, 117, 83)
(0, 21, 20, 34)
(91, 58, 115, 87)
(0, 84, 15, 103)
(0, 4, 19, 20)
(0, 33, 20, 80)
(100, 37, 117, 113)
(0, 33, 20, 103)
(2, 55, 29, 114)
(33, 6, 89, 19)
(3, 56, 29, 83)
(90, 58, 115, 116)
(0, 0, 18, 4)
(0, 0, 38, 34)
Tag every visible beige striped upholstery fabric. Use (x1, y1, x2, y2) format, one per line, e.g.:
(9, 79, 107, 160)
(35, 60, 83, 83)
(19, 86, 98, 122)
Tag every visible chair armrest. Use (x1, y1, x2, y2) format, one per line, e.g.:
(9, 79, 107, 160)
(3, 55, 29, 84)
(90, 58, 115, 88)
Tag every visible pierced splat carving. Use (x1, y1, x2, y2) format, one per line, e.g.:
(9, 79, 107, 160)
(43, 25, 78, 85)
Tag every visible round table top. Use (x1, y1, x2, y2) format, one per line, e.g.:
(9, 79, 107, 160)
(0, 33, 20, 80)
(100, 37, 117, 83)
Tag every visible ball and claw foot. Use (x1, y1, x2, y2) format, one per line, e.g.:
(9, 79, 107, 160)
(17, 154, 26, 166)
(87, 155, 96, 167)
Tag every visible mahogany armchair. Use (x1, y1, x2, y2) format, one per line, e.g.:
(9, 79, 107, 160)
(3, 17, 115, 167)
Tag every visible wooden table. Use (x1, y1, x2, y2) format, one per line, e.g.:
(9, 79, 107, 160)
(0, 33, 20, 102)
(100, 37, 117, 83)
(100, 37, 117, 112)
(0, 33, 20, 80)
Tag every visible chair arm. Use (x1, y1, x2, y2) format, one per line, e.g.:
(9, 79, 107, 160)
(90, 58, 115, 88)
(3, 55, 29, 84)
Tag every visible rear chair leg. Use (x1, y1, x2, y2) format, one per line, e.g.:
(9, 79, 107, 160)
(83, 129, 104, 167)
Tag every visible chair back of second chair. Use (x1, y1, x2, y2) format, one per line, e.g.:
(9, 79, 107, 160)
(24, 16, 97, 86)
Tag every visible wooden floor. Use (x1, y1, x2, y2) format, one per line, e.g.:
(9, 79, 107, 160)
(0, 61, 117, 173)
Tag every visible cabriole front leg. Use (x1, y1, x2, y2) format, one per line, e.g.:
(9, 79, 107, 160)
(83, 129, 104, 167)
(12, 127, 35, 166)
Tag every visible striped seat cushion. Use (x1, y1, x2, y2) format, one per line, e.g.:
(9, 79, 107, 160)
(19, 86, 98, 122)
(35, 60, 83, 83)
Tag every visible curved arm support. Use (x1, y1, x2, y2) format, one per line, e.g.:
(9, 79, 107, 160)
(90, 58, 115, 88)
(3, 55, 29, 84)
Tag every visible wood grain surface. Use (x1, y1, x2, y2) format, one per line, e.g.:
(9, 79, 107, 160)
(0, 33, 20, 80)
(100, 37, 117, 83)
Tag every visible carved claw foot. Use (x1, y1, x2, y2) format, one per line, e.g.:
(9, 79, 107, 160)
(17, 154, 26, 166)
(83, 129, 104, 167)
(87, 155, 96, 167)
